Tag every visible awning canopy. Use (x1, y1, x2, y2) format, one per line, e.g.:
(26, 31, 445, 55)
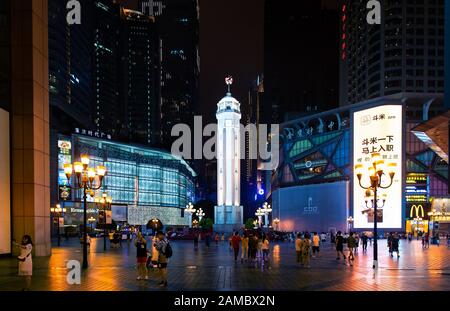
(411, 109, 450, 163)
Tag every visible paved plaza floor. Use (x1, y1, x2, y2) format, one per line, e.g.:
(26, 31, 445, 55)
(0, 238, 449, 291)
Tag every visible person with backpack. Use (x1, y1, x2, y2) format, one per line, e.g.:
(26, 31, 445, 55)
(154, 231, 172, 287)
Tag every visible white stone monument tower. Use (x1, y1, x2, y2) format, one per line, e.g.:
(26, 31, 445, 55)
(214, 77, 243, 233)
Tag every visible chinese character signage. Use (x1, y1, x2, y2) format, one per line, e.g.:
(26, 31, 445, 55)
(353, 105, 403, 229)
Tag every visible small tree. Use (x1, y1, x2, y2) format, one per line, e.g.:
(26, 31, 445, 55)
(199, 218, 214, 230)
(245, 218, 255, 230)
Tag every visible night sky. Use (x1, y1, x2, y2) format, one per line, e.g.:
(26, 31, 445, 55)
(119, 0, 264, 123)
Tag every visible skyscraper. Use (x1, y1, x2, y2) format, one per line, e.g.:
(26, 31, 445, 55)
(120, 8, 161, 146)
(263, 0, 339, 124)
(139, 0, 200, 150)
(92, 0, 122, 137)
(339, 0, 445, 106)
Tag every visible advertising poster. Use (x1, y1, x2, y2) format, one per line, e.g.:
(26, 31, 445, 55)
(353, 105, 403, 229)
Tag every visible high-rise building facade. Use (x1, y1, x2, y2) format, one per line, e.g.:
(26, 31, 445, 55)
(92, 0, 122, 137)
(339, 0, 445, 106)
(263, 0, 339, 124)
(48, 0, 94, 130)
(120, 8, 161, 146)
(139, 0, 200, 150)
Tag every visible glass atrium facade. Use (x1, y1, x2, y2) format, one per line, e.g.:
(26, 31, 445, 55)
(57, 133, 196, 227)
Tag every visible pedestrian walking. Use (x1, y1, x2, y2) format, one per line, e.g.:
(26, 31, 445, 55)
(295, 233, 302, 263)
(134, 232, 148, 280)
(301, 233, 311, 268)
(425, 233, 430, 248)
(193, 232, 199, 251)
(354, 233, 359, 254)
(361, 233, 368, 253)
(391, 233, 400, 258)
(335, 231, 346, 260)
(387, 232, 393, 256)
(13, 235, 33, 291)
(312, 232, 320, 258)
(249, 233, 258, 262)
(221, 233, 225, 242)
(262, 234, 270, 263)
(215, 233, 220, 246)
(231, 231, 241, 262)
(257, 234, 263, 260)
(154, 231, 171, 287)
(241, 233, 249, 262)
(205, 232, 211, 247)
(347, 232, 356, 265)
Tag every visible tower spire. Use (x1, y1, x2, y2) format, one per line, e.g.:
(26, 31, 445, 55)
(225, 76, 233, 95)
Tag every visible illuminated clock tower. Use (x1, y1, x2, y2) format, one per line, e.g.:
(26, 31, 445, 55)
(214, 77, 243, 233)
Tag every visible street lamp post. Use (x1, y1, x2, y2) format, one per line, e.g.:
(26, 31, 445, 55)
(260, 202, 272, 228)
(255, 208, 265, 228)
(64, 154, 106, 269)
(355, 152, 396, 270)
(185, 202, 196, 228)
(50, 204, 66, 247)
(196, 208, 205, 223)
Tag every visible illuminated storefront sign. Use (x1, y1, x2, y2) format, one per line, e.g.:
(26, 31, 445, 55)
(58, 138, 72, 200)
(353, 105, 403, 229)
(429, 198, 450, 222)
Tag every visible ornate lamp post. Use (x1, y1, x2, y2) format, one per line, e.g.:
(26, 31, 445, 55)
(50, 203, 66, 247)
(95, 192, 112, 251)
(354, 152, 396, 270)
(260, 202, 272, 228)
(196, 208, 205, 222)
(255, 208, 265, 228)
(64, 154, 106, 269)
(273, 218, 280, 231)
(185, 202, 196, 228)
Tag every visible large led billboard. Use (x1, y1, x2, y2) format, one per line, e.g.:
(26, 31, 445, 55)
(0, 108, 10, 254)
(353, 105, 403, 229)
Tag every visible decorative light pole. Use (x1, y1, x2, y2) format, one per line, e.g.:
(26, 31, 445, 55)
(252, 219, 258, 229)
(50, 203, 66, 247)
(196, 208, 205, 222)
(273, 218, 280, 231)
(95, 192, 112, 251)
(185, 202, 196, 228)
(255, 208, 265, 228)
(355, 152, 396, 270)
(64, 154, 107, 269)
(347, 216, 354, 232)
(260, 202, 272, 228)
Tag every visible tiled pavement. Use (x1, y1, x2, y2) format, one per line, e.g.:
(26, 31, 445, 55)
(0, 238, 449, 291)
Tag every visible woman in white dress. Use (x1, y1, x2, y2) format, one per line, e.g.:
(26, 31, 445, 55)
(13, 235, 33, 291)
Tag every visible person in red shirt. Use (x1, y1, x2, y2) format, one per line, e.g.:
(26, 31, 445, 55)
(231, 231, 242, 262)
